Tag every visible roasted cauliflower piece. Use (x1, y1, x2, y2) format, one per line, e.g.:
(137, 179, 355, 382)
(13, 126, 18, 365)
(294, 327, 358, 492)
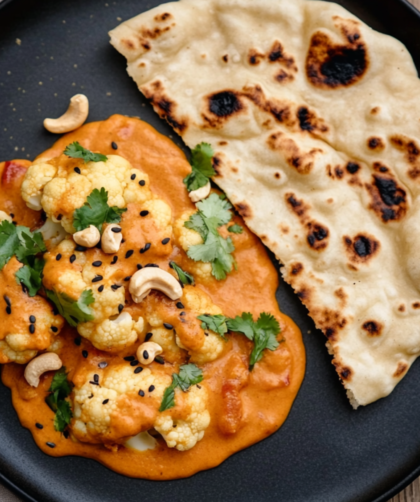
(42, 239, 144, 352)
(21, 154, 154, 233)
(0, 257, 64, 364)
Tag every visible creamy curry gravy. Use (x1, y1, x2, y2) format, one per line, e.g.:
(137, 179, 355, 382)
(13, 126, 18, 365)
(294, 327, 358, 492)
(1, 115, 305, 479)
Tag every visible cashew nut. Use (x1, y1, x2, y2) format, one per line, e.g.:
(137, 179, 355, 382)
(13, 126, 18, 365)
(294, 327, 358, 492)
(101, 224, 123, 254)
(0, 211, 12, 223)
(44, 94, 89, 134)
(129, 268, 183, 303)
(73, 225, 100, 248)
(137, 341, 163, 365)
(189, 181, 211, 203)
(24, 353, 63, 388)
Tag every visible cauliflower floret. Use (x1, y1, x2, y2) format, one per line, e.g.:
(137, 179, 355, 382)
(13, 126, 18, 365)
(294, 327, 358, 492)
(154, 385, 210, 451)
(38, 218, 68, 248)
(22, 153, 154, 233)
(173, 211, 212, 282)
(0, 211, 12, 223)
(142, 199, 172, 235)
(0, 257, 64, 364)
(42, 239, 144, 352)
(71, 363, 171, 445)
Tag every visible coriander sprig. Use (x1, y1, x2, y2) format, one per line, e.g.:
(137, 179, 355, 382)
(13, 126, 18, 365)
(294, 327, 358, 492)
(159, 364, 203, 412)
(46, 289, 94, 327)
(45, 367, 73, 433)
(64, 142, 107, 163)
(183, 143, 215, 192)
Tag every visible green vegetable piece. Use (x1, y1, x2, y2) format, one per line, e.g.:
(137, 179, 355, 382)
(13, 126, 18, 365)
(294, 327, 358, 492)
(159, 364, 203, 412)
(183, 143, 215, 192)
(64, 141, 107, 163)
(73, 188, 127, 232)
(46, 289, 94, 327)
(47, 367, 73, 432)
(15, 258, 44, 297)
(0, 221, 46, 271)
(228, 224, 243, 234)
(197, 314, 228, 340)
(226, 312, 255, 340)
(169, 262, 195, 286)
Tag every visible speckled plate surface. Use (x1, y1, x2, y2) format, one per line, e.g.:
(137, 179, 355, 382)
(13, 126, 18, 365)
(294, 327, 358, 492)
(1, 0, 420, 501)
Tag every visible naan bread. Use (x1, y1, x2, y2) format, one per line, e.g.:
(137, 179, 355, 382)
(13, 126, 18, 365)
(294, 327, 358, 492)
(110, 0, 420, 407)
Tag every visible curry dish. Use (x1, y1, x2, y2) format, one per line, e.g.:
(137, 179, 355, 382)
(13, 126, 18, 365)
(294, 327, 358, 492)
(0, 114, 305, 479)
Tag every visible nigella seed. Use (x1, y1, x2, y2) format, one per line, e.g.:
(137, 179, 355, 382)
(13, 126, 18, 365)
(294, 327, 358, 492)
(145, 332, 153, 342)
(140, 210, 149, 217)
(197, 384, 201, 389)
(98, 285, 104, 292)
(111, 227, 122, 233)
(144, 263, 159, 268)
(163, 323, 173, 330)
(74, 167, 81, 174)
(89, 381, 99, 386)
(137, 264, 142, 270)
(56, 253, 62, 261)
(57, 214, 62, 221)
(63, 430, 69, 439)
(180, 311, 186, 316)
(102, 399, 109, 405)
(130, 360, 139, 367)
(111, 284, 121, 290)
(155, 356, 164, 365)
(139, 180, 146, 186)
(6, 306, 11, 315)
(134, 367, 143, 374)
(92, 275, 103, 283)
(130, 173, 136, 180)
(92, 261, 102, 267)
(161, 238, 170, 245)
(82, 350, 88, 358)
(98, 362, 108, 369)
(124, 276, 131, 281)
(70, 254, 76, 263)
(52, 307, 59, 315)
(74, 337, 82, 346)
(29, 315, 36, 323)
(125, 250, 134, 259)
(35, 423, 43, 430)
(29, 324, 35, 334)
(111, 256, 118, 264)
(148, 385, 155, 392)
(46, 442, 56, 449)
(9, 213, 14, 218)
(51, 326, 58, 333)
(118, 304, 124, 313)
(140, 243, 151, 254)
(75, 245, 87, 252)
(139, 390, 145, 397)
(124, 356, 135, 362)
(111, 141, 118, 150)
(176, 302, 184, 309)
(121, 239, 125, 244)
(204, 332, 209, 336)
(143, 350, 149, 360)
(93, 374, 99, 383)
(4, 295, 11, 307)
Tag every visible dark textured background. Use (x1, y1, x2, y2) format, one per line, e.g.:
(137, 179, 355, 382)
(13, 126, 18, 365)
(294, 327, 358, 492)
(1, 0, 420, 501)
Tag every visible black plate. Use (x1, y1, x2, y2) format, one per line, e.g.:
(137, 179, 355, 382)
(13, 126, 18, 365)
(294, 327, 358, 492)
(1, 0, 420, 501)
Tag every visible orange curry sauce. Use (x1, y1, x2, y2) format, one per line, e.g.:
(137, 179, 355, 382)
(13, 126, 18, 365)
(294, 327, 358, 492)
(1, 115, 305, 479)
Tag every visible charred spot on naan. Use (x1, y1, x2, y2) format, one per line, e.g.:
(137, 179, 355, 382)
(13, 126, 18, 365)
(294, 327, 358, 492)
(307, 222, 329, 251)
(142, 81, 187, 133)
(202, 90, 245, 128)
(393, 361, 409, 378)
(346, 161, 360, 174)
(234, 202, 252, 219)
(268, 133, 323, 175)
(316, 308, 348, 342)
(366, 174, 407, 222)
(367, 137, 385, 151)
(343, 234, 380, 264)
(306, 18, 368, 89)
(390, 135, 420, 179)
(268, 41, 297, 70)
(248, 49, 265, 66)
(334, 363, 353, 382)
(362, 320, 383, 336)
(154, 12, 172, 22)
(290, 263, 304, 276)
(413, 302, 420, 309)
(297, 107, 328, 134)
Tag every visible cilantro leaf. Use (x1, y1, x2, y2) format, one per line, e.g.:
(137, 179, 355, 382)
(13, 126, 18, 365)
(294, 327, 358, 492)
(250, 314, 281, 370)
(46, 367, 73, 432)
(226, 312, 255, 340)
(73, 188, 127, 232)
(64, 142, 107, 163)
(49, 366, 72, 398)
(54, 400, 73, 433)
(15, 258, 44, 297)
(197, 195, 232, 228)
(198, 314, 228, 340)
(169, 262, 195, 286)
(228, 224, 243, 234)
(159, 364, 203, 412)
(0, 221, 20, 269)
(183, 143, 215, 192)
(46, 289, 94, 327)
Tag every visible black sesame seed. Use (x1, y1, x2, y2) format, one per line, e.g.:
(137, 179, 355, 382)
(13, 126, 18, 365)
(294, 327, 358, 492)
(98, 361, 108, 369)
(29, 315, 36, 323)
(148, 385, 155, 392)
(176, 302, 185, 309)
(9, 213, 14, 218)
(134, 367, 143, 374)
(111, 256, 118, 264)
(75, 245, 87, 252)
(74, 337, 81, 346)
(139, 180, 145, 186)
(124, 356, 135, 362)
(125, 250, 134, 259)
(70, 254, 76, 263)
(140, 243, 151, 254)
(121, 239, 125, 244)
(29, 324, 35, 334)
(145, 332, 153, 342)
(204, 332, 209, 336)
(92, 261, 102, 267)
(180, 311, 186, 316)
(111, 141, 118, 150)
(197, 384, 201, 389)
(46, 442, 56, 449)
(57, 214, 62, 221)
(93, 374, 99, 383)
(63, 430, 69, 439)
(140, 210, 149, 217)
(92, 275, 103, 283)
(35, 423, 43, 429)
(118, 304, 124, 313)
(136, 264, 142, 270)
(95, 241, 102, 250)
(163, 323, 173, 330)
(89, 381, 99, 386)
(6, 306, 11, 315)
(88, 394, 94, 399)
(130, 173, 136, 180)
(161, 238, 170, 245)
(4, 295, 11, 307)
(74, 167, 81, 174)
(82, 350, 88, 358)
(145, 263, 159, 268)
(139, 390, 145, 397)
(12, 221, 17, 225)
(124, 276, 131, 282)
(111, 284, 121, 290)
(51, 326, 58, 333)
(56, 253, 62, 261)
(111, 227, 122, 233)
(143, 350, 149, 360)
(98, 285, 104, 292)
(130, 360, 139, 367)
(102, 399, 109, 404)
(52, 307, 59, 315)
(155, 356, 165, 365)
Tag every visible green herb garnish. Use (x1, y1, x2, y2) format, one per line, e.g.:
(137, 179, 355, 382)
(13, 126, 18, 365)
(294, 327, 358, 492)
(227, 224, 243, 234)
(183, 143, 215, 192)
(46, 289, 94, 327)
(64, 142, 107, 163)
(45, 367, 73, 433)
(184, 193, 235, 280)
(15, 258, 45, 297)
(169, 262, 195, 286)
(159, 364, 203, 412)
(73, 188, 127, 232)
(198, 314, 228, 340)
